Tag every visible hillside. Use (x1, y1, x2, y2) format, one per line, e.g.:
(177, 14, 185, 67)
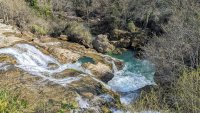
(0, 0, 199, 113)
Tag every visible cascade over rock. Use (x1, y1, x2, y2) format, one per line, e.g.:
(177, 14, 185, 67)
(0, 23, 155, 112)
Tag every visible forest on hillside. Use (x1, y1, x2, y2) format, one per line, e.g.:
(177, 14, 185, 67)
(0, 0, 199, 112)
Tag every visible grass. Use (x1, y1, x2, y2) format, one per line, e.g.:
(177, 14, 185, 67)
(0, 89, 81, 113)
(0, 90, 27, 113)
(174, 68, 200, 112)
(130, 68, 200, 113)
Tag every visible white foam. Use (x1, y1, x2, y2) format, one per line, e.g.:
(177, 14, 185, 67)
(76, 96, 90, 109)
(0, 44, 91, 85)
(108, 58, 155, 104)
(120, 92, 140, 105)
(108, 73, 152, 92)
(0, 63, 11, 71)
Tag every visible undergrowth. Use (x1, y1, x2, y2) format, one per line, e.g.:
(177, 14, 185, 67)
(0, 90, 27, 113)
(130, 68, 200, 113)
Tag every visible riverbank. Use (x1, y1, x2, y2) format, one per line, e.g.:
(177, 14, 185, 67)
(0, 0, 200, 112)
(0, 22, 157, 112)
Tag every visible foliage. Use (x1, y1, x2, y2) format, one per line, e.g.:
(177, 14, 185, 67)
(58, 100, 78, 113)
(25, 0, 52, 17)
(0, 0, 32, 27)
(127, 21, 137, 32)
(65, 21, 92, 45)
(32, 24, 48, 35)
(131, 68, 200, 113)
(0, 90, 27, 113)
(174, 68, 200, 112)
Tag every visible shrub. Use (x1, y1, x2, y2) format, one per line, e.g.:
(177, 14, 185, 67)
(174, 68, 200, 112)
(25, 0, 53, 17)
(130, 68, 200, 113)
(0, 0, 32, 28)
(32, 24, 48, 35)
(142, 1, 200, 111)
(127, 21, 137, 32)
(65, 21, 92, 47)
(130, 88, 170, 112)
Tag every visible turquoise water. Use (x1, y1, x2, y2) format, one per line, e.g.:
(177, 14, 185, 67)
(107, 50, 155, 104)
(108, 50, 155, 82)
(76, 50, 155, 104)
(78, 56, 95, 64)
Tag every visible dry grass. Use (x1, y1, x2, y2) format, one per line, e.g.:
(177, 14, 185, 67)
(174, 69, 200, 112)
(130, 68, 200, 113)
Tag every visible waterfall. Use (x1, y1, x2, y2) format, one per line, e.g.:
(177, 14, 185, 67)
(0, 43, 155, 105)
(0, 44, 91, 85)
(112, 61, 118, 73)
(107, 51, 155, 104)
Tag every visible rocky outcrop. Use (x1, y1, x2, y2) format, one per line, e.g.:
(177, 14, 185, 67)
(0, 23, 26, 48)
(92, 34, 115, 53)
(0, 23, 125, 112)
(110, 38, 131, 48)
(48, 47, 81, 63)
(84, 62, 114, 83)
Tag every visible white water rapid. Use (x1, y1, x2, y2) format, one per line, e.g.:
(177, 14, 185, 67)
(107, 51, 156, 104)
(0, 43, 155, 106)
(0, 43, 91, 85)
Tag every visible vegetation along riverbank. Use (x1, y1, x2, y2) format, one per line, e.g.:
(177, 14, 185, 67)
(0, 0, 199, 112)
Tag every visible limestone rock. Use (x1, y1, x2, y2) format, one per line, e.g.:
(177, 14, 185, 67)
(84, 62, 114, 82)
(110, 38, 131, 48)
(0, 36, 25, 48)
(93, 34, 115, 53)
(48, 47, 81, 63)
(0, 23, 27, 48)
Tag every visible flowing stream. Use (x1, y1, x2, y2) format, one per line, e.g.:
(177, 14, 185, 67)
(0, 43, 155, 105)
(107, 51, 155, 104)
(0, 44, 91, 85)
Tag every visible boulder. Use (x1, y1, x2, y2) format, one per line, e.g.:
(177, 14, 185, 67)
(84, 62, 114, 83)
(58, 35, 68, 41)
(112, 29, 131, 40)
(93, 34, 115, 53)
(110, 38, 131, 48)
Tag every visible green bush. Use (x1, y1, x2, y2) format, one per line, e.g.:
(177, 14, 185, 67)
(25, 0, 38, 8)
(127, 21, 137, 32)
(65, 21, 92, 46)
(26, 0, 52, 17)
(32, 24, 48, 35)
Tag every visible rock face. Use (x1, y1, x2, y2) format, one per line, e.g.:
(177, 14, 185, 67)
(48, 47, 81, 63)
(0, 23, 124, 112)
(84, 62, 114, 83)
(93, 34, 115, 53)
(111, 38, 131, 48)
(0, 23, 26, 48)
